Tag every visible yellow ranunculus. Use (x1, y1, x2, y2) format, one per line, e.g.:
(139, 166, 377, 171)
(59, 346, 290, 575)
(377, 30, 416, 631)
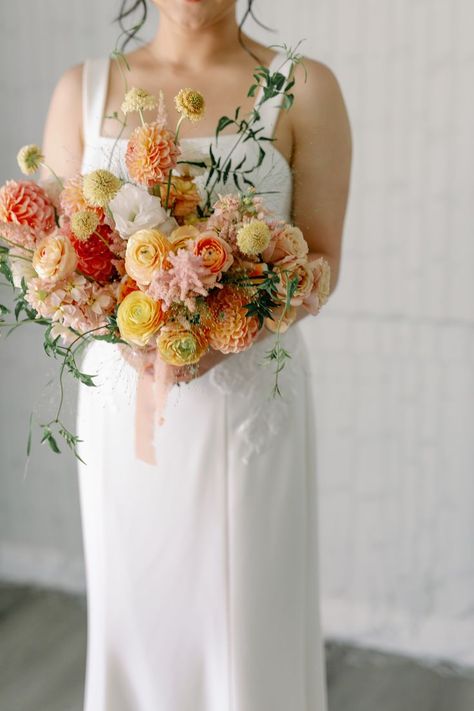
(117, 290, 165, 347)
(157, 324, 208, 366)
(125, 228, 171, 286)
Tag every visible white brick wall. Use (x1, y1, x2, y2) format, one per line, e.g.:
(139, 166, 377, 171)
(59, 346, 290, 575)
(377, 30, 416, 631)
(0, 0, 473, 664)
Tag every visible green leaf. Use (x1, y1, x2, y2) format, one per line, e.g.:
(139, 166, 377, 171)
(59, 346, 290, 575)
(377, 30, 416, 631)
(216, 116, 233, 138)
(223, 160, 231, 184)
(0, 258, 13, 286)
(41, 428, 61, 454)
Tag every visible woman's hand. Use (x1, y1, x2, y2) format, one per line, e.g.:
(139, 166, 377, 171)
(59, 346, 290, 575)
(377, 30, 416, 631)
(118, 324, 276, 386)
(171, 348, 231, 384)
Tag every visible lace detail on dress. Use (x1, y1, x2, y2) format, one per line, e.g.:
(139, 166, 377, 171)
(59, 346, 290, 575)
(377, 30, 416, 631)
(209, 326, 306, 463)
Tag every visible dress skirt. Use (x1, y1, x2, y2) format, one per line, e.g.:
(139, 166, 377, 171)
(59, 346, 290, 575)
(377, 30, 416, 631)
(76, 323, 327, 711)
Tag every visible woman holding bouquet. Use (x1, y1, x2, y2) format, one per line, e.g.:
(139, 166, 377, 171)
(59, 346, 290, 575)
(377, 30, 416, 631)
(41, 0, 351, 709)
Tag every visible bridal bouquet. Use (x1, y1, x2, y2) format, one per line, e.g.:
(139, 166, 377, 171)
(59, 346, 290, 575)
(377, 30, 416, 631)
(0, 48, 330, 460)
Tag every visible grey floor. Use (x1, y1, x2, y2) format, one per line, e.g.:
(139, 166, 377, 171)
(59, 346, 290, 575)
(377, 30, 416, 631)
(1, 583, 474, 711)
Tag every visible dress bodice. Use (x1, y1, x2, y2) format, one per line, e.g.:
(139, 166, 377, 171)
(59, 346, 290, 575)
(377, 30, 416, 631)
(81, 53, 294, 221)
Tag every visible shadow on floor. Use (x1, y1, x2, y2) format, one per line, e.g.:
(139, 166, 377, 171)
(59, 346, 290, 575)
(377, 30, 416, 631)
(1, 583, 474, 711)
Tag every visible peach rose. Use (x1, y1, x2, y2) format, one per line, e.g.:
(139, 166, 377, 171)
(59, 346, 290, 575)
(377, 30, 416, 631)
(125, 228, 171, 286)
(275, 257, 314, 306)
(32, 231, 78, 282)
(262, 224, 309, 263)
(302, 257, 331, 315)
(194, 231, 233, 278)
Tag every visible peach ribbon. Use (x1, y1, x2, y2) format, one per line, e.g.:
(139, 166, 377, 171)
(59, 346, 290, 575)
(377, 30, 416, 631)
(119, 345, 175, 465)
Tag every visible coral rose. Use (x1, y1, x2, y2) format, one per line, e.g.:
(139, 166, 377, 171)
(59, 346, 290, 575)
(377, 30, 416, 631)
(262, 224, 309, 263)
(275, 257, 315, 306)
(157, 324, 208, 366)
(117, 291, 165, 347)
(125, 122, 180, 187)
(0, 180, 55, 244)
(207, 285, 260, 354)
(32, 231, 78, 282)
(69, 223, 118, 282)
(302, 257, 331, 315)
(125, 228, 171, 286)
(194, 231, 233, 280)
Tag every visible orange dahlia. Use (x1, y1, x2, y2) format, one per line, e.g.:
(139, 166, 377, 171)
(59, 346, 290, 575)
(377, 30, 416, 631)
(207, 285, 260, 354)
(125, 122, 180, 187)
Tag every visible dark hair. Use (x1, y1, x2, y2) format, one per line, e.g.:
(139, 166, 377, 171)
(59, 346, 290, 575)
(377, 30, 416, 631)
(115, 0, 273, 61)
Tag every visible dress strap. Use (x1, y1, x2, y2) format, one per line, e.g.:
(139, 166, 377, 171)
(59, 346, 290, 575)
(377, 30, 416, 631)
(253, 53, 294, 139)
(82, 57, 110, 142)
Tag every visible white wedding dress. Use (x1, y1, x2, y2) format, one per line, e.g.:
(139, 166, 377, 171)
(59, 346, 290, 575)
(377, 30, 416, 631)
(77, 53, 328, 711)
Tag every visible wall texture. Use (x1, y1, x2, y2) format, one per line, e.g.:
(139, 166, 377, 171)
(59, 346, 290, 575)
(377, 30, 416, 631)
(0, 0, 473, 665)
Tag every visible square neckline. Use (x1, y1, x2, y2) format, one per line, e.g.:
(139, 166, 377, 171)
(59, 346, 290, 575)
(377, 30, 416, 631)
(93, 52, 293, 174)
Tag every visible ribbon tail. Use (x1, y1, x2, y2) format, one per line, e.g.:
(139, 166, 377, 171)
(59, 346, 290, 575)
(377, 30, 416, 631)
(134, 350, 175, 465)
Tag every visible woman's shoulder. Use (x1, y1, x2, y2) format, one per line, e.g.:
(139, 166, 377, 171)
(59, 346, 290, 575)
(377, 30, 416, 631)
(50, 56, 110, 99)
(290, 55, 350, 130)
(293, 56, 345, 104)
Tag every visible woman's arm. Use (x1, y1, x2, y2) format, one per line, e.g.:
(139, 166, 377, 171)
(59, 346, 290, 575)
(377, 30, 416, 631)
(41, 64, 84, 180)
(291, 59, 352, 301)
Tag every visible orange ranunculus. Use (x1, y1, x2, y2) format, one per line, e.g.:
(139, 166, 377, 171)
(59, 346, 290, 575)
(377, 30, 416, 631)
(194, 231, 233, 277)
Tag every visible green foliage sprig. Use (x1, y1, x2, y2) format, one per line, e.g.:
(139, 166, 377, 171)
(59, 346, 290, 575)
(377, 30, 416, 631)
(202, 43, 305, 213)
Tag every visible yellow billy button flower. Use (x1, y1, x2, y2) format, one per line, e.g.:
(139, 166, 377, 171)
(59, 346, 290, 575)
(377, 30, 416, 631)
(174, 88, 205, 122)
(117, 291, 165, 347)
(17, 144, 44, 175)
(82, 169, 121, 208)
(157, 324, 208, 366)
(236, 219, 271, 256)
(70, 210, 99, 241)
(121, 87, 158, 115)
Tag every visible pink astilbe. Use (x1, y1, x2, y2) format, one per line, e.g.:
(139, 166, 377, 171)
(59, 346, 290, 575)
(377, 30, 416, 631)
(147, 248, 214, 312)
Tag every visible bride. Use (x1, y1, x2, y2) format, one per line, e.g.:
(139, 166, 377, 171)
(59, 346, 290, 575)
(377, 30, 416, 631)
(42, 1, 351, 709)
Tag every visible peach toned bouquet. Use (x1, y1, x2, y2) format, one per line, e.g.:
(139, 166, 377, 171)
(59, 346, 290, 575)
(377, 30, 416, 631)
(0, 48, 330, 461)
